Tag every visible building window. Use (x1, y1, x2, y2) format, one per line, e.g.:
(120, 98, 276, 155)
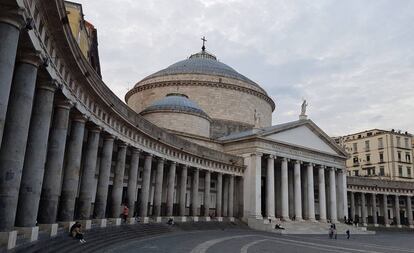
(379, 152, 384, 162)
(353, 143, 358, 152)
(378, 138, 383, 149)
(408, 167, 412, 178)
(379, 166, 385, 176)
(406, 153, 411, 163)
(365, 140, 370, 151)
(353, 156, 359, 164)
(367, 132, 372, 136)
(354, 170, 359, 176)
(398, 166, 403, 177)
(366, 154, 371, 162)
(398, 152, 402, 162)
(396, 136, 401, 147)
(405, 138, 409, 148)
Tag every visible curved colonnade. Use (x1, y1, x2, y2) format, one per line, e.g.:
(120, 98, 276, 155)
(0, 0, 244, 249)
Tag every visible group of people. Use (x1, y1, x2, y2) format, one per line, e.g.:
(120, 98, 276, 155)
(328, 223, 351, 240)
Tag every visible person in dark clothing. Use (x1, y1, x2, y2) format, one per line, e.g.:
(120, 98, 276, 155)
(70, 222, 85, 243)
(346, 229, 350, 239)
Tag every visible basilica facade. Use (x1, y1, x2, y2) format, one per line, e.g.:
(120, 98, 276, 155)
(0, 0, 413, 250)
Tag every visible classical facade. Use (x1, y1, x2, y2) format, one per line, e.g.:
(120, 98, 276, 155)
(0, 0, 411, 250)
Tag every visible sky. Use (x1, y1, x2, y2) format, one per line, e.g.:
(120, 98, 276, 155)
(75, 0, 414, 136)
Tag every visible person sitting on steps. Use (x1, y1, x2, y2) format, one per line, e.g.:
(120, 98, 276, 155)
(70, 222, 86, 243)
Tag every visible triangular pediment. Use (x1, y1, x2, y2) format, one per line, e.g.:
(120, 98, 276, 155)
(263, 123, 343, 156)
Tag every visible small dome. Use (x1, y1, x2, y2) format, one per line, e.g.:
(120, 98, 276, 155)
(139, 50, 263, 90)
(140, 93, 210, 120)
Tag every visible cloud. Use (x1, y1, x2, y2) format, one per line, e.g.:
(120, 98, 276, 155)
(75, 0, 414, 136)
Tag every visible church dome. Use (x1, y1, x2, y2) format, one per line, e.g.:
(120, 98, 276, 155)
(140, 93, 210, 120)
(140, 50, 263, 91)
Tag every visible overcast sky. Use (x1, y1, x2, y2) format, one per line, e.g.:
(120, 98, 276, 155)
(75, 0, 414, 136)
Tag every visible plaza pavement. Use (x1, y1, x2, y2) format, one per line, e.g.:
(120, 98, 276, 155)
(108, 229, 414, 253)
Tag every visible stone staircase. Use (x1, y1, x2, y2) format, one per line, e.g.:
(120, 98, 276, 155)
(248, 218, 375, 235)
(6, 220, 248, 253)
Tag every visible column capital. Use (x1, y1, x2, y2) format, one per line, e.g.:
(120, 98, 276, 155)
(169, 161, 177, 165)
(72, 114, 88, 123)
(281, 157, 288, 162)
(0, 6, 25, 29)
(307, 162, 314, 167)
(157, 157, 166, 163)
(294, 159, 302, 165)
(38, 79, 59, 93)
(145, 153, 154, 158)
(17, 49, 43, 67)
(103, 133, 115, 141)
(250, 152, 263, 157)
(89, 125, 102, 133)
(131, 147, 141, 154)
(55, 100, 74, 110)
(267, 154, 276, 159)
(117, 141, 128, 148)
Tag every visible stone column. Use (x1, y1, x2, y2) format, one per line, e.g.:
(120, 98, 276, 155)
(15, 81, 57, 227)
(249, 153, 262, 219)
(406, 196, 413, 228)
(179, 165, 187, 217)
(216, 172, 223, 218)
(93, 135, 114, 219)
(318, 166, 326, 222)
(110, 143, 127, 218)
(294, 160, 303, 221)
(341, 170, 348, 220)
(0, 51, 41, 231)
(350, 192, 355, 220)
(140, 154, 153, 220)
(153, 158, 165, 219)
(395, 195, 401, 227)
(58, 115, 87, 222)
(204, 171, 211, 217)
(77, 127, 101, 220)
(328, 167, 337, 223)
(223, 175, 229, 217)
(281, 158, 290, 221)
(37, 101, 73, 224)
(0, 7, 25, 147)
(307, 163, 315, 221)
(191, 168, 199, 219)
(361, 193, 367, 226)
(229, 175, 235, 218)
(383, 194, 389, 227)
(127, 148, 140, 218)
(371, 193, 378, 226)
(266, 155, 275, 220)
(318, 166, 327, 222)
(166, 162, 176, 217)
(336, 170, 345, 221)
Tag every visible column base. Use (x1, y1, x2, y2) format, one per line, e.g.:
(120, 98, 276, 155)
(127, 218, 136, 225)
(154, 217, 162, 223)
(409, 224, 414, 229)
(318, 219, 327, 223)
(397, 224, 402, 228)
(281, 216, 291, 222)
(140, 217, 149, 224)
(15, 226, 39, 242)
(229, 217, 235, 222)
(385, 224, 390, 227)
(92, 219, 107, 228)
(0, 231, 17, 250)
(38, 223, 58, 237)
(78, 220, 92, 230)
(308, 218, 316, 222)
(108, 218, 121, 226)
(217, 217, 223, 222)
(176, 216, 187, 222)
(200, 217, 211, 222)
(374, 223, 379, 227)
(192, 216, 199, 222)
(58, 221, 76, 232)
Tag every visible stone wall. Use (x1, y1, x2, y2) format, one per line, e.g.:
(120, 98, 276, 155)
(142, 111, 210, 138)
(127, 83, 273, 128)
(210, 119, 253, 139)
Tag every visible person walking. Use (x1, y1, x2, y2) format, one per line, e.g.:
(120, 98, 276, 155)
(122, 204, 129, 223)
(346, 229, 350, 239)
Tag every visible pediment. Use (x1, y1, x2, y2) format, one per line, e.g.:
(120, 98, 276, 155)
(264, 124, 341, 156)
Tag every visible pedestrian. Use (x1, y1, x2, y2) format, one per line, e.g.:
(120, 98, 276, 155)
(122, 204, 129, 223)
(346, 229, 350, 239)
(328, 225, 333, 239)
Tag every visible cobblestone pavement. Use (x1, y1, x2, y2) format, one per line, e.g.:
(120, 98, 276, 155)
(107, 230, 414, 253)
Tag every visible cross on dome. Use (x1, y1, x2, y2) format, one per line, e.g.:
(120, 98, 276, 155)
(201, 36, 207, 51)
